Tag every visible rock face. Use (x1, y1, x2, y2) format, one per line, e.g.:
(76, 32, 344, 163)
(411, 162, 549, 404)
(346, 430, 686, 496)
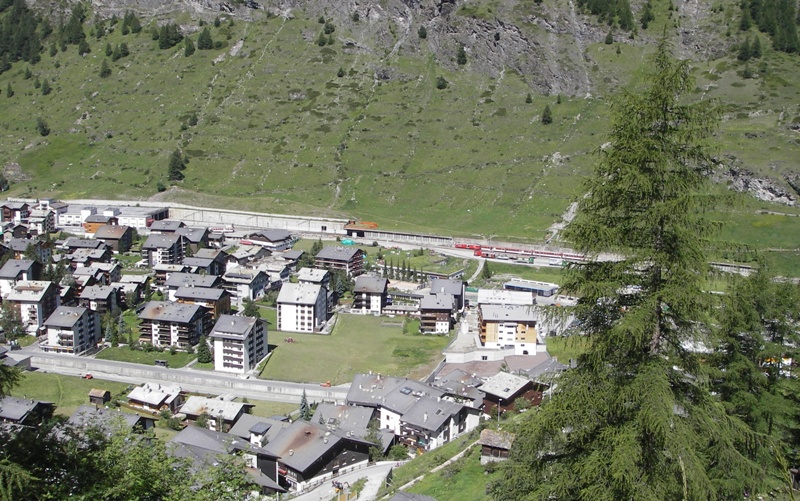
(716, 164, 797, 206)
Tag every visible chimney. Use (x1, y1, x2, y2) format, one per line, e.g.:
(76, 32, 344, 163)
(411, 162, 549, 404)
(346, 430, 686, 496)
(423, 412, 428, 422)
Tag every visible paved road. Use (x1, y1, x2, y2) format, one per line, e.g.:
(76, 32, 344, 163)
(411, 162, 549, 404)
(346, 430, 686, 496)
(291, 462, 397, 501)
(27, 348, 349, 405)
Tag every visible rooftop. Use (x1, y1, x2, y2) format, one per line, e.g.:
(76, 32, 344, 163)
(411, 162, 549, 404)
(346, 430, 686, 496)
(315, 246, 361, 261)
(276, 282, 323, 306)
(0, 259, 35, 279)
(480, 371, 532, 399)
(93, 225, 131, 240)
(353, 276, 388, 294)
(138, 301, 203, 324)
(297, 267, 329, 283)
(210, 315, 261, 339)
(44, 306, 89, 328)
(480, 304, 538, 323)
(180, 396, 254, 422)
(141, 233, 182, 250)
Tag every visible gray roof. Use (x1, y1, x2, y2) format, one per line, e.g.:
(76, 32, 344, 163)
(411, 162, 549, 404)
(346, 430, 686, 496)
(504, 279, 559, 293)
(479, 429, 515, 450)
(282, 250, 304, 260)
(261, 420, 342, 473)
(315, 246, 361, 261)
(63, 237, 106, 249)
(164, 272, 219, 289)
(0, 259, 35, 279)
(149, 220, 185, 232)
(119, 274, 150, 285)
(67, 405, 142, 431)
(138, 301, 203, 324)
(5, 281, 56, 302)
(525, 358, 569, 382)
(44, 306, 89, 328)
(174, 286, 226, 301)
(223, 269, 265, 284)
(94, 225, 131, 240)
(228, 414, 291, 443)
(127, 382, 182, 407)
(175, 227, 209, 243)
(179, 396, 253, 422)
(7, 238, 38, 252)
(171, 425, 249, 455)
(401, 397, 463, 432)
(195, 248, 223, 260)
(141, 233, 182, 250)
(80, 285, 117, 301)
(480, 372, 532, 400)
(353, 276, 388, 294)
(429, 278, 464, 296)
(419, 293, 455, 311)
(276, 282, 323, 306)
(248, 229, 291, 242)
(297, 268, 329, 283)
(84, 214, 114, 223)
(210, 315, 261, 340)
(182, 257, 215, 268)
(0, 396, 52, 422)
(480, 304, 538, 322)
(477, 288, 535, 306)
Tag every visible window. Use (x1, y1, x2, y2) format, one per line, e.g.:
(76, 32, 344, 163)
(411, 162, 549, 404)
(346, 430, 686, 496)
(481, 356, 488, 361)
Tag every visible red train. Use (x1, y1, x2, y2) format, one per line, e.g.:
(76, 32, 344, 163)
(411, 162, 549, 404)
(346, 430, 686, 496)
(454, 242, 585, 262)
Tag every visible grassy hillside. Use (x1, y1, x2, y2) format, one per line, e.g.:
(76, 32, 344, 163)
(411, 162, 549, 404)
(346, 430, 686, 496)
(1, 1, 799, 272)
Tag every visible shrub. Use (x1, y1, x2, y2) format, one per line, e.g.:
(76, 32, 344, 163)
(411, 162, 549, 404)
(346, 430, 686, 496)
(435, 76, 448, 89)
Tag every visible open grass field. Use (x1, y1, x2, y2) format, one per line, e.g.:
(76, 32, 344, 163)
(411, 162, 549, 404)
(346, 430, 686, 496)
(94, 347, 196, 368)
(0, 4, 795, 264)
(259, 313, 450, 384)
(545, 336, 591, 363)
(405, 445, 499, 501)
(240, 398, 297, 419)
(9, 371, 132, 417)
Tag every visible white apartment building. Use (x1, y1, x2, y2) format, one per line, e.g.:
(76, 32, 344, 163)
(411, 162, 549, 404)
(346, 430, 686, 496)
(209, 315, 268, 374)
(276, 282, 327, 333)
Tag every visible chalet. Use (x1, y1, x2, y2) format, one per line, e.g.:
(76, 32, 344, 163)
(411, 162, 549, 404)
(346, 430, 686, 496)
(2, 223, 27, 242)
(314, 246, 364, 277)
(41, 306, 101, 355)
(4, 280, 60, 335)
(61, 237, 108, 253)
(312, 403, 394, 455)
(149, 219, 185, 233)
(1, 201, 30, 224)
(127, 382, 185, 413)
(179, 396, 254, 432)
(260, 259, 292, 289)
(138, 301, 207, 348)
(345, 374, 479, 453)
(152, 263, 190, 286)
(182, 248, 226, 276)
(479, 429, 515, 464)
(478, 304, 541, 356)
(480, 371, 537, 414)
(67, 247, 113, 268)
(209, 315, 268, 374)
(280, 249, 304, 271)
(261, 419, 372, 493)
(67, 405, 155, 433)
(164, 272, 222, 301)
(0, 396, 54, 425)
(79, 285, 118, 315)
(419, 293, 456, 334)
(352, 276, 388, 315)
(175, 226, 209, 253)
(28, 208, 55, 236)
(174, 286, 231, 321)
(242, 229, 293, 252)
(222, 269, 268, 307)
(93, 224, 135, 253)
(88, 389, 112, 406)
(141, 234, 185, 266)
(276, 282, 327, 333)
(83, 214, 118, 235)
(0, 259, 41, 297)
(226, 245, 269, 266)
(429, 278, 466, 310)
(228, 414, 292, 448)
(8, 237, 51, 263)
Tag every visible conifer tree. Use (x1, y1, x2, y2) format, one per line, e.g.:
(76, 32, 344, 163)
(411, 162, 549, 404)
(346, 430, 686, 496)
(184, 36, 195, 57)
(738, 36, 752, 60)
(6, 83, 13, 98)
(99, 59, 111, 78)
(541, 104, 552, 124)
(752, 35, 762, 57)
(492, 40, 766, 501)
(167, 149, 186, 181)
(196, 335, 213, 364)
(457, 46, 467, 65)
(197, 27, 213, 50)
(40, 78, 51, 95)
(105, 42, 112, 57)
(299, 390, 312, 420)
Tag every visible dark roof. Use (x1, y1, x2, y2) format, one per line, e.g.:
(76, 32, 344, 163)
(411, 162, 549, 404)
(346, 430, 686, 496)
(174, 286, 227, 301)
(94, 225, 131, 240)
(141, 234, 182, 250)
(282, 249, 304, 260)
(419, 293, 455, 311)
(164, 273, 220, 289)
(353, 276, 388, 294)
(44, 306, 89, 328)
(63, 237, 108, 250)
(84, 215, 115, 223)
(210, 315, 261, 340)
(247, 229, 291, 242)
(261, 420, 342, 473)
(67, 405, 143, 432)
(175, 227, 209, 243)
(149, 220, 185, 232)
(429, 278, 464, 296)
(138, 301, 203, 323)
(79, 285, 116, 301)
(315, 246, 361, 261)
(0, 259, 35, 279)
(7, 238, 39, 252)
(228, 414, 291, 443)
(0, 396, 52, 422)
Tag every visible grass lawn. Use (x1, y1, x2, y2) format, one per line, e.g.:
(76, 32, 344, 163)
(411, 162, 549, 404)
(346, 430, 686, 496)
(405, 445, 498, 501)
(10, 371, 132, 417)
(240, 398, 297, 419)
(545, 336, 591, 362)
(95, 347, 196, 368)
(192, 362, 215, 371)
(259, 314, 450, 384)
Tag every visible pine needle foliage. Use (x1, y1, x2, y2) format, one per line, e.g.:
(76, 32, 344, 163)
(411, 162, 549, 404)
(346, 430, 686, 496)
(492, 40, 767, 501)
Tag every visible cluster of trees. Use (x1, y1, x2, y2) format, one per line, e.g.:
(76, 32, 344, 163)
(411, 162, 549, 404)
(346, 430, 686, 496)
(491, 40, 800, 500)
(738, 34, 763, 61)
(576, 0, 635, 31)
(381, 259, 422, 282)
(316, 16, 336, 46)
(740, 0, 799, 53)
(0, 0, 48, 68)
(0, 414, 253, 500)
(167, 149, 188, 181)
(155, 23, 183, 50)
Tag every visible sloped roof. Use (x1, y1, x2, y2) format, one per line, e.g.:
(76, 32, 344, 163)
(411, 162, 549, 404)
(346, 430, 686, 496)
(138, 301, 203, 324)
(353, 276, 388, 294)
(315, 246, 360, 261)
(479, 428, 515, 450)
(44, 306, 89, 328)
(0, 259, 35, 279)
(276, 282, 323, 305)
(94, 225, 131, 240)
